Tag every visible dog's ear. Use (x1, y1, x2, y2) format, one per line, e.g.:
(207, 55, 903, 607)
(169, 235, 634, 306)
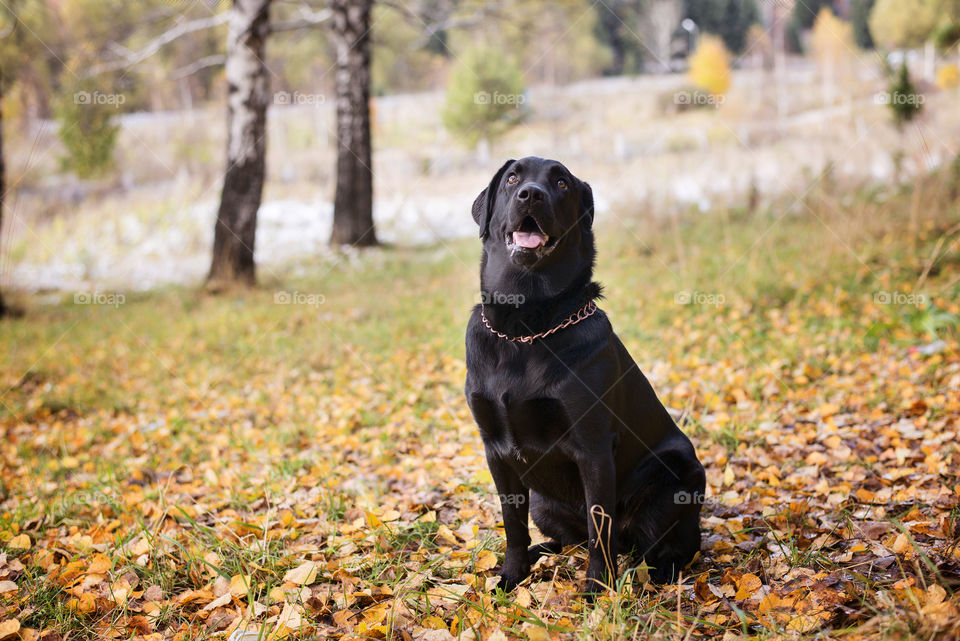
(472, 159, 514, 239)
(579, 180, 595, 228)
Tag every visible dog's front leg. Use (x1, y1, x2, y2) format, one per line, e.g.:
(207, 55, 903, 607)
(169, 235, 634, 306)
(576, 443, 618, 595)
(485, 451, 531, 591)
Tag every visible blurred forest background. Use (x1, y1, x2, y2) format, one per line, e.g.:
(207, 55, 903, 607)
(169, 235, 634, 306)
(0, 0, 958, 301)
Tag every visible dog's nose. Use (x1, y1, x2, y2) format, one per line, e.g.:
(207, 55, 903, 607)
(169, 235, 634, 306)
(516, 184, 546, 204)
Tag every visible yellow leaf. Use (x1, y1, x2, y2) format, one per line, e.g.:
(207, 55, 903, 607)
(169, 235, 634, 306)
(75, 592, 96, 613)
(276, 602, 303, 630)
(110, 586, 130, 605)
(472, 469, 493, 485)
(282, 561, 318, 586)
(818, 402, 839, 418)
(229, 574, 252, 596)
(87, 553, 112, 575)
(365, 511, 383, 529)
(202, 593, 231, 611)
(926, 584, 947, 606)
(474, 550, 497, 572)
(16, 627, 39, 641)
(421, 615, 446, 629)
(722, 466, 735, 487)
(524, 625, 550, 641)
(891, 533, 912, 554)
(8, 534, 30, 551)
(734, 573, 761, 600)
(436, 525, 458, 546)
(515, 586, 533, 608)
(131, 538, 151, 556)
(0, 619, 19, 641)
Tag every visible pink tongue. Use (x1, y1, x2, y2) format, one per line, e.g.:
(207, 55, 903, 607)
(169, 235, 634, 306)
(513, 230, 547, 249)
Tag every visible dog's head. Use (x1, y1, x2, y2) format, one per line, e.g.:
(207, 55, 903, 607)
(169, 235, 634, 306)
(472, 157, 594, 270)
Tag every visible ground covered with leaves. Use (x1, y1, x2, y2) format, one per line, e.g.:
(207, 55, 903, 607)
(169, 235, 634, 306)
(2, 175, 960, 640)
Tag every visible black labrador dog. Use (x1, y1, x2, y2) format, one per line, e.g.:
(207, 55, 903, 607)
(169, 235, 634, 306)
(464, 157, 705, 594)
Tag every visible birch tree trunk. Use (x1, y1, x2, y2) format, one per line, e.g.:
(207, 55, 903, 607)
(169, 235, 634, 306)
(0, 72, 6, 317)
(207, 0, 270, 288)
(329, 0, 377, 246)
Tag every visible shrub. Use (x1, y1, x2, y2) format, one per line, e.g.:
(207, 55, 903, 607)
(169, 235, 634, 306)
(887, 61, 924, 130)
(688, 35, 731, 97)
(441, 47, 526, 147)
(55, 83, 121, 179)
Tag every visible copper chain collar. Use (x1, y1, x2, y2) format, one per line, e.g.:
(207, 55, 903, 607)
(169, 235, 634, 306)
(480, 300, 598, 344)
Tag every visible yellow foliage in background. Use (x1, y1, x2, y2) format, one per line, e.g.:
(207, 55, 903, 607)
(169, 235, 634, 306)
(869, 0, 941, 48)
(688, 35, 731, 96)
(937, 64, 960, 90)
(811, 8, 855, 67)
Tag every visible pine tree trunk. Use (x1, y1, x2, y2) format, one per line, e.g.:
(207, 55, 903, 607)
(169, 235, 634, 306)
(207, 0, 270, 288)
(598, 6, 626, 75)
(329, 0, 377, 246)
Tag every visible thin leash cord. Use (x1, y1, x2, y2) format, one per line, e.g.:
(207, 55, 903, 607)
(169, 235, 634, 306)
(589, 504, 615, 580)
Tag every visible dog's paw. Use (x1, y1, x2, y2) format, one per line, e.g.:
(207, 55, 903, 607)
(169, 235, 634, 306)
(647, 559, 682, 585)
(583, 563, 614, 600)
(493, 562, 530, 593)
(581, 576, 607, 603)
(527, 541, 562, 565)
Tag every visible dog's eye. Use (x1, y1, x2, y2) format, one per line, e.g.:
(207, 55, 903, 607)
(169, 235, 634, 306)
(557, 179, 568, 190)
(507, 173, 518, 185)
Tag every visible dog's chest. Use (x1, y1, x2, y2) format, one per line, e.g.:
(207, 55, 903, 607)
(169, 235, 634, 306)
(468, 388, 572, 458)
(466, 335, 584, 477)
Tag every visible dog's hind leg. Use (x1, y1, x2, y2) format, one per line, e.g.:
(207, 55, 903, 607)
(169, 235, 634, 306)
(528, 490, 587, 563)
(617, 448, 705, 583)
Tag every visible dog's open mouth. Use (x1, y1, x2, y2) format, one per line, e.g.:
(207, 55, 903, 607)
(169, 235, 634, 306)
(506, 216, 556, 258)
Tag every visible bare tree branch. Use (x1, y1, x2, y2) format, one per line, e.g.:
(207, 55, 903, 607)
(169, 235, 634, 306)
(85, 11, 230, 77)
(172, 53, 227, 79)
(269, 6, 332, 33)
(378, 1, 502, 51)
